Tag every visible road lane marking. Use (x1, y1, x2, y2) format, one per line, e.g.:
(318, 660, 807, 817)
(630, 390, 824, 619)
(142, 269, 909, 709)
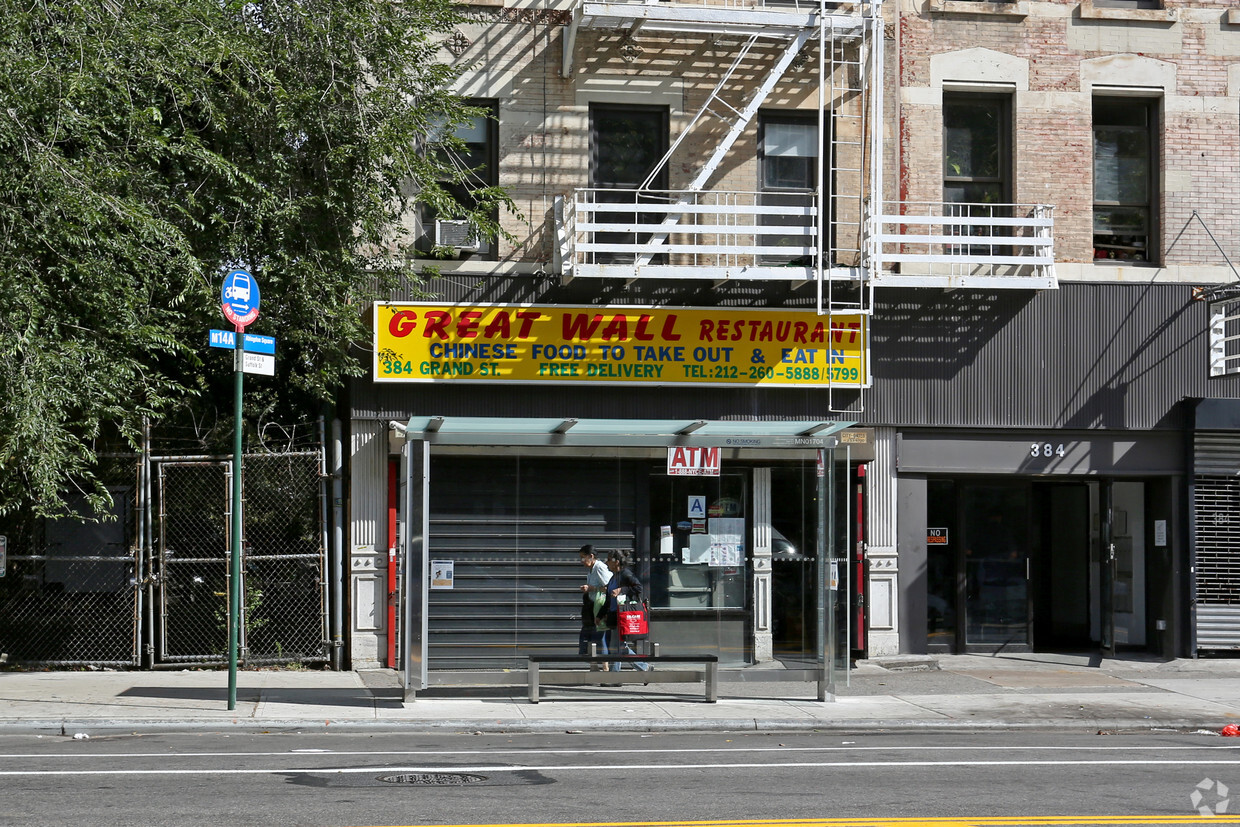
(4, 757, 1240, 776)
(356, 817, 1240, 826)
(4, 744, 1240, 761)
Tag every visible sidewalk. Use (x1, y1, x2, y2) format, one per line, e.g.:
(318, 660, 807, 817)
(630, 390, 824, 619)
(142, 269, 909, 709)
(2, 653, 1239, 735)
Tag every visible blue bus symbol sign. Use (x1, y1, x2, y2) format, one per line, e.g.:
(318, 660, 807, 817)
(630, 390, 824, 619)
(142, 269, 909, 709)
(221, 269, 260, 328)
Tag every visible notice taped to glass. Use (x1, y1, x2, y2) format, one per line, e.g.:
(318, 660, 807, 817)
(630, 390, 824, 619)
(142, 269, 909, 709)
(374, 302, 869, 388)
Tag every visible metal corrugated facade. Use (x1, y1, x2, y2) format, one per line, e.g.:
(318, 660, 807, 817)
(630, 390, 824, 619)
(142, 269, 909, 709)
(354, 282, 1240, 430)
(864, 283, 1240, 431)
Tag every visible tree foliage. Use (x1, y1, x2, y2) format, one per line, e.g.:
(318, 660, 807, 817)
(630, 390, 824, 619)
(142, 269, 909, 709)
(0, 0, 511, 516)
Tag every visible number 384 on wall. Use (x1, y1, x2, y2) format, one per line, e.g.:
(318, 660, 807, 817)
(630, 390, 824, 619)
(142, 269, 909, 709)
(1030, 442, 1067, 458)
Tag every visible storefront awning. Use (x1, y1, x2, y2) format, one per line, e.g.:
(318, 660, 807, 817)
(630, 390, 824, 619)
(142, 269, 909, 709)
(399, 416, 858, 448)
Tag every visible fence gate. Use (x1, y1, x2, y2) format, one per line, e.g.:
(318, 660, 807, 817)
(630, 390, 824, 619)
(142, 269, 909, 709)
(156, 461, 231, 663)
(154, 451, 330, 666)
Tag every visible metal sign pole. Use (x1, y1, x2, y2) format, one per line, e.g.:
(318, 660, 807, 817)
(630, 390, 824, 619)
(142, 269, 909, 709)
(228, 332, 245, 710)
(219, 268, 259, 712)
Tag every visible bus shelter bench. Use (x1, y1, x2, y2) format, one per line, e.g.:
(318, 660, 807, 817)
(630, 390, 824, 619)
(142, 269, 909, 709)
(526, 654, 719, 703)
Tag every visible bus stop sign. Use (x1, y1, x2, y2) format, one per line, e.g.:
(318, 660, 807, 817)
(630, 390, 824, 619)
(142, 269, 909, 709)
(221, 269, 260, 329)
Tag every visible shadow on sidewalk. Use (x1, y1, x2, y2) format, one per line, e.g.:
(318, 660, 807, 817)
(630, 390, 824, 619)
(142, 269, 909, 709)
(118, 687, 375, 707)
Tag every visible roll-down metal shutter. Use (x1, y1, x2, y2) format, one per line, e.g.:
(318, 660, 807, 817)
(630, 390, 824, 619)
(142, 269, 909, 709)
(1193, 433, 1240, 650)
(426, 455, 638, 669)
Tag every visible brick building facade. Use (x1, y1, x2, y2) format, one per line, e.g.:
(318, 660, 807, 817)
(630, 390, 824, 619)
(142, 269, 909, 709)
(347, 0, 1240, 683)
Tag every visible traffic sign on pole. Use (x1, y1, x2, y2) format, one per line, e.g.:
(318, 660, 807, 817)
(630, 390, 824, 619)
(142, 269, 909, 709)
(221, 269, 260, 329)
(220, 268, 262, 711)
(209, 330, 276, 354)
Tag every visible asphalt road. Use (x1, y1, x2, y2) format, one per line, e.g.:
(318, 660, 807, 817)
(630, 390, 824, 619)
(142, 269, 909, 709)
(3, 729, 1240, 826)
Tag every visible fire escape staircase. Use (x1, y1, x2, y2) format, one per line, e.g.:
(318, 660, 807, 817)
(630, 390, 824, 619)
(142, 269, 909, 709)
(557, 0, 876, 303)
(553, 0, 1056, 294)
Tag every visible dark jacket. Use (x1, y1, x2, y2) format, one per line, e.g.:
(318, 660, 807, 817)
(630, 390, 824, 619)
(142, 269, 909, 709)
(598, 567, 643, 630)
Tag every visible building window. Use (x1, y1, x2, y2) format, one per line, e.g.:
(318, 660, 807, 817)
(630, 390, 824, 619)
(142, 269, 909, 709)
(421, 100, 499, 259)
(1093, 97, 1156, 264)
(943, 94, 1010, 206)
(758, 113, 824, 266)
(1093, 0, 1160, 8)
(943, 94, 1011, 252)
(589, 104, 669, 264)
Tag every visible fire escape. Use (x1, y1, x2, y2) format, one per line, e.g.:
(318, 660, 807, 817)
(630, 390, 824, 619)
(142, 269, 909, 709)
(552, 0, 1056, 301)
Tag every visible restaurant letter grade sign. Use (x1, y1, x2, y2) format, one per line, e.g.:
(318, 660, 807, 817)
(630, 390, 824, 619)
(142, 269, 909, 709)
(374, 302, 868, 389)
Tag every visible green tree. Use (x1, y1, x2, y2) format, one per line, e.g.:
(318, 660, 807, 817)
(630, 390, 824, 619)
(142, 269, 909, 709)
(0, 0, 512, 517)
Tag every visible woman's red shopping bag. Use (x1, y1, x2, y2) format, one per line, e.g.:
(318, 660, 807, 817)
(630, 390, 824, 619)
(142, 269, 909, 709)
(617, 600, 649, 639)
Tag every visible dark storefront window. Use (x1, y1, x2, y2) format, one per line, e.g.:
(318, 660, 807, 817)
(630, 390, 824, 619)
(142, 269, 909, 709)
(959, 484, 1029, 645)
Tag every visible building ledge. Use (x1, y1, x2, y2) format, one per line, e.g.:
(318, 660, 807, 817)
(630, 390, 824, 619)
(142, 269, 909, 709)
(926, 0, 1028, 18)
(1079, 0, 1178, 24)
(1228, 9, 1240, 26)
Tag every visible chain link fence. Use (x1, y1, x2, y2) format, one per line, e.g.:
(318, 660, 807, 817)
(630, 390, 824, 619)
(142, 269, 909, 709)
(241, 453, 330, 664)
(157, 460, 231, 663)
(0, 455, 141, 666)
(0, 440, 329, 669)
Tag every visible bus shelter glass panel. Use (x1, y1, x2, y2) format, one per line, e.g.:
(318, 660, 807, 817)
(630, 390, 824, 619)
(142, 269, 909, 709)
(417, 444, 850, 686)
(647, 471, 750, 666)
(425, 451, 640, 671)
(819, 448, 849, 689)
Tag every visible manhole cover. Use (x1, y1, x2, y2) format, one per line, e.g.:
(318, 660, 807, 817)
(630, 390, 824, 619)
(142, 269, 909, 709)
(378, 772, 487, 786)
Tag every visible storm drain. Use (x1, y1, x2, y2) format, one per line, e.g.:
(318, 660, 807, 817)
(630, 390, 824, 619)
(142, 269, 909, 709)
(378, 772, 487, 786)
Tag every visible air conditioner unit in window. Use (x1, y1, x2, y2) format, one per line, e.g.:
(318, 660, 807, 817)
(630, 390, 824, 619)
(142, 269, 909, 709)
(434, 219, 480, 252)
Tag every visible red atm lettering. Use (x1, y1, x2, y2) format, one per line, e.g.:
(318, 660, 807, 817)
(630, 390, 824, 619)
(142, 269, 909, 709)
(669, 446, 721, 476)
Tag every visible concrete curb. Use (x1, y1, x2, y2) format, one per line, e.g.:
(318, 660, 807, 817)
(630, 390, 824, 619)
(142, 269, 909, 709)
(0, 717, 1230, 736)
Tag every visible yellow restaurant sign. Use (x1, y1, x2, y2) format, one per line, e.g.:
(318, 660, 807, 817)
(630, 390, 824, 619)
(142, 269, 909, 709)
(373, 302, 869, 389)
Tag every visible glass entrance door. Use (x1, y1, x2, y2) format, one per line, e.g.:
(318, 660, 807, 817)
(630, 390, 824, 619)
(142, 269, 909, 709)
(926, 479, 1032, 652)
(961, 483, 1030, 648)
(1105, 480, 1147, 650)
(768, 451, 851, 692)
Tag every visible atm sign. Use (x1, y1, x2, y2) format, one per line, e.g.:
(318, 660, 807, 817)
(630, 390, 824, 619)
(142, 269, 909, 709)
(927, 528, 949, 545)
(667, 446, 721, 477)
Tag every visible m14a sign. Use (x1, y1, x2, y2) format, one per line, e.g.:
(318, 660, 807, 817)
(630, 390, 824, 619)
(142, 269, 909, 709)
(667, 446, 720, 477)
